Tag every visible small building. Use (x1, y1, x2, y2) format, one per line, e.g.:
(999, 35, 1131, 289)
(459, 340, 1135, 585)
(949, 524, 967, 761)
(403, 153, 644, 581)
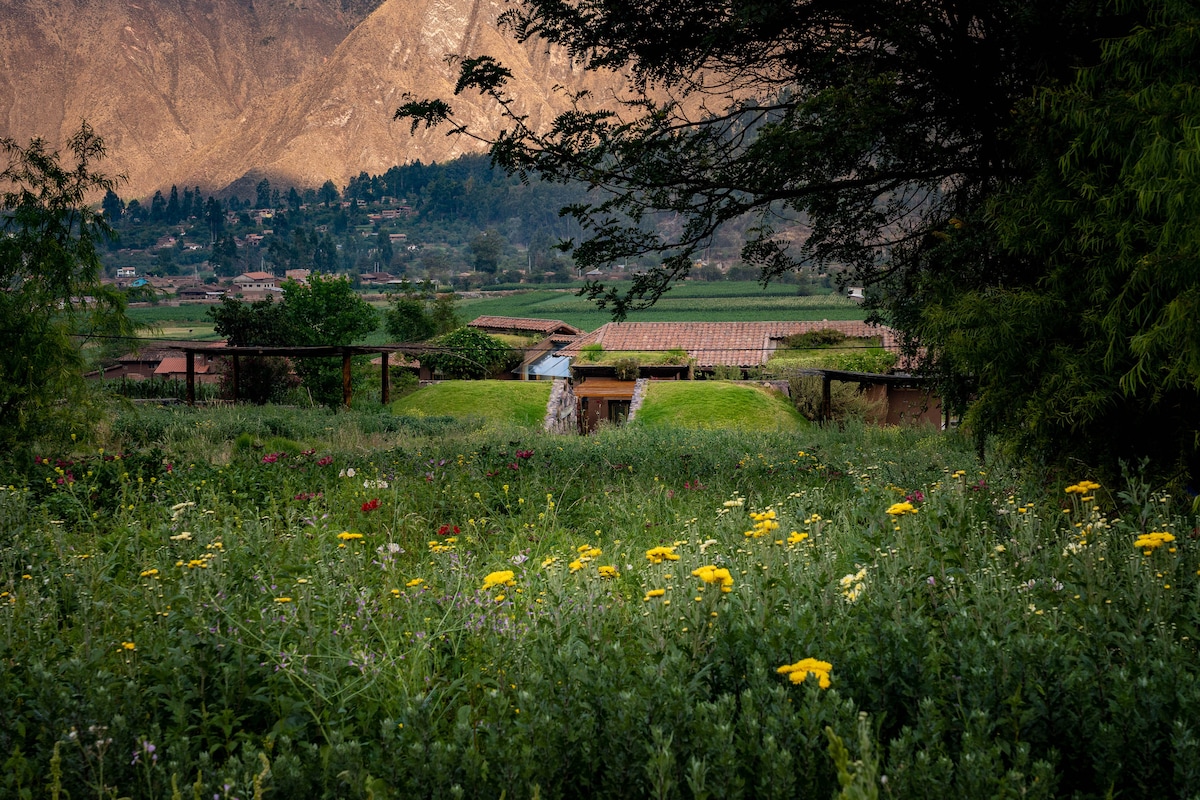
(233, 271, 279, 293)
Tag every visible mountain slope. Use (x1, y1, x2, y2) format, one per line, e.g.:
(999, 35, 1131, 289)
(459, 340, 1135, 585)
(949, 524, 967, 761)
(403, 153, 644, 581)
(0, 0, 630, 199)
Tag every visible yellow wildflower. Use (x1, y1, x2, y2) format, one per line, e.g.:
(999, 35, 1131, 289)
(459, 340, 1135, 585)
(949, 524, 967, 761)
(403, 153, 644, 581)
(776, 658, 832, 689)
(120, 641, 136, 651)
(481, 570, 516, 590)
(274, 597, 292, 603)
(1134, 531, 1175, 554)
(406, 578, 425, 588)
(337, 531, 363, 541)
(643, 588, 666, 601)
(598, 565, 619, 579)
(886, 502, 916, 516)
(645, 546, 680, 564)
(692, 565, 734, 592)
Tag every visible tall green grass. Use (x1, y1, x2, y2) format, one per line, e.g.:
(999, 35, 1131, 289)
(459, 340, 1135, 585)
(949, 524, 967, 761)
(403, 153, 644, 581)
(2, 407, 1197, 799)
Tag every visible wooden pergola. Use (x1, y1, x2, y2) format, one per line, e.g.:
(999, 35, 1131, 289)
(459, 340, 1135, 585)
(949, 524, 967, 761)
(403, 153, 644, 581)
(176, 345, 425, 406)
(797, 368, 939, 424)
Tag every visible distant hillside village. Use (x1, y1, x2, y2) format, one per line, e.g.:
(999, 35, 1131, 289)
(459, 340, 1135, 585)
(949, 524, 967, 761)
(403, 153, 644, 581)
(97, 156, 842, 299)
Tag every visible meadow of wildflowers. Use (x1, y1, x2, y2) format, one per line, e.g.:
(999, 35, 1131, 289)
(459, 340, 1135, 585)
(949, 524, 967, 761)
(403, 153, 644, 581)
(1, 404, 1199, 798)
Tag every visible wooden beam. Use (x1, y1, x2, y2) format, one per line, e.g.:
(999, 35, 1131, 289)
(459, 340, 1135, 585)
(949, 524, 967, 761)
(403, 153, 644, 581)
(381, 352, 390, 405)
(186, 351, 195, 405)
(342, 351, 352, 408)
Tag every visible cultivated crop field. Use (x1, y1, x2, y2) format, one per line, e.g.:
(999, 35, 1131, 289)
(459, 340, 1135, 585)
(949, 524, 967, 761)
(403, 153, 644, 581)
(2, 405, 1198, 799)
(458, 283, 865, 330)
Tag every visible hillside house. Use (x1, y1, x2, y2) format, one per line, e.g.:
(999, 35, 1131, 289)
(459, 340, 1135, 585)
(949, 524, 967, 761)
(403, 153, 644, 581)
(467, 316, 584, 380)
(233, 271, 280, 296)
(557, 320, 941, 427)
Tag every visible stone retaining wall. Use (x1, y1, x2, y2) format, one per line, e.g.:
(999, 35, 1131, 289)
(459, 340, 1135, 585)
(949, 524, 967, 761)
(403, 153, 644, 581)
(626, 379, 649, 423)
(543, 379, 578, 434)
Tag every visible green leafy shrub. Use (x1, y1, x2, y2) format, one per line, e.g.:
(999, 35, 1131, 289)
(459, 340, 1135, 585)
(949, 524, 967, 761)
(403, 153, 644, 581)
(421, 327, 519, 379)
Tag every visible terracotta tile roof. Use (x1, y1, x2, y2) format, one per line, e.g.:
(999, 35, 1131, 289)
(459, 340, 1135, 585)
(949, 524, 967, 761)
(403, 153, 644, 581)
(557, 321, 900, 367)
(468, 316, 584, 336)
(238, 271, 275, 281)
(155, 356, 211, 375)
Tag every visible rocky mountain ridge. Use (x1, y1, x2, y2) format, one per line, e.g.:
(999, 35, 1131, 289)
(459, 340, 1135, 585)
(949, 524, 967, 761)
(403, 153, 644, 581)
(0, 0, 624, 199)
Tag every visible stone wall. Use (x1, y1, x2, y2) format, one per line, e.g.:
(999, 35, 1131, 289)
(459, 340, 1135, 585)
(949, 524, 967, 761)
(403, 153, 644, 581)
(543, 379, 578, 434)
(626, 379, 650, 423)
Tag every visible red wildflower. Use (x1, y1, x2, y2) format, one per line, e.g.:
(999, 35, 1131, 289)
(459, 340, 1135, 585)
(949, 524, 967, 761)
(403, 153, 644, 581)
(437, 524, 461, 536)
(361, 498, 381, 513)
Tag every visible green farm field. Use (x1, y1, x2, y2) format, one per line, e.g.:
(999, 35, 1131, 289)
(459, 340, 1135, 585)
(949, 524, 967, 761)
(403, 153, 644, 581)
(457, 282, 865, 330)
(3, 402, 1199, 799)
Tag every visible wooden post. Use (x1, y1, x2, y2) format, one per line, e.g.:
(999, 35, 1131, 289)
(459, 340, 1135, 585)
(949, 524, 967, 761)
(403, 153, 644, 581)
(342, 351, 353, 407)
(380, 352, 390, 405)
(822, 374, 832, 423)
(231, 354, 240, 403)
(185, 351, 195, 405)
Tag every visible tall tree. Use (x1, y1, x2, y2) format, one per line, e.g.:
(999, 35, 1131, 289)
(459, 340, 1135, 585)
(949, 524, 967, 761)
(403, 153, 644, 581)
(204, 196, 224, 243)
(101, 188, 124, 222)
(149, 189, 166, 222)
(917, 0, 1200, 482)
(165, 184, 181, 224)
(255, 178, 272, 210)
(0, 123, 135, 449)
(396, 0, 1200, 479)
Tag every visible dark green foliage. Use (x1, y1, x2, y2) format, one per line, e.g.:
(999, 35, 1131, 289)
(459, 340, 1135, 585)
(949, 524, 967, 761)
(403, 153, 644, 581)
(916, 0, 1200, 483)
(420, 326, 519, 378)
(0, 123, 135, 450)
(396, 0, 1200, 482)
(385, 295, 436, 341)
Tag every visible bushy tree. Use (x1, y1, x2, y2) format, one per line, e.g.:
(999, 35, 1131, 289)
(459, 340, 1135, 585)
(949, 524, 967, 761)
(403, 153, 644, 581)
(421, 327, 518, 379)
(208, 275, 378, 406)
(917, 0, 1200, 482)
(397, 0, 1200, 482)
(385, 293, 437, 342)
(0, 123, 135, 449)
(283, 274, 379, 407)
(207, 295, 296, 403)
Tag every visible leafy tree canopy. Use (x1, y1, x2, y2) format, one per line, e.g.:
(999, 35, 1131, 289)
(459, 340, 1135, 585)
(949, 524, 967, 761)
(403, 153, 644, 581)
(0, 123, 135, 450)
(421, 327, 518, 379)
(398, 0, 1200, 484)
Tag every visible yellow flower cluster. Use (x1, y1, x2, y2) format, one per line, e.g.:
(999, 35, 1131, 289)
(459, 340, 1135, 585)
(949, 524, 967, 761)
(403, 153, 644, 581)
(337, 531, 363, 541)
(645, 546, 680, 564)
(744, 509, 780, 538)
(643, 588, 666, 601)
(692, 565, 734, 593)
(569, 544, 602, 572)
(839, 567, 867, 602)
(406, 578, 425, 588)
(1065, 480, 1101, 496)
(597, 565, 619, 579)
(481, 570, 516, 591)
(788, 530, 809, 545)
(428, 537, 457, 554)
(776, 658, 832, 689)
(1134, 532, 1176, 555)
(886, 502, 917, 516)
